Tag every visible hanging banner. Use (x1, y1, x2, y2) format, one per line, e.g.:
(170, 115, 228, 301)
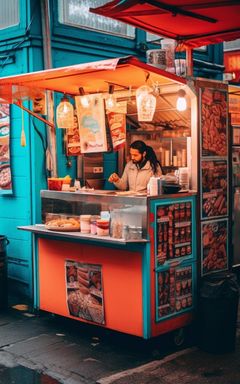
(66, 109, 81, 156)
(0, 104, 12, 194)
(75, 94, 107, 153)
(107, 101, 127, 151)
(65, 260, 105, 325)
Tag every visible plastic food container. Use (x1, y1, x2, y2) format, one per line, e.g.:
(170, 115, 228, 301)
(80, 215, 91, 234)
(96, 219, 109, 236)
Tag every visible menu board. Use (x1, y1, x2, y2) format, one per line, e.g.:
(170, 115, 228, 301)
(75, 94, 107, 154)
(201, 159, 228, 219)
(157, 265, 193, 320)
(0, 104, 12, 194)
(200, 88, 227, 157)
(156, 201, 192, 267)
(201, 219, 228, 276)
(65, 261, 105, 324)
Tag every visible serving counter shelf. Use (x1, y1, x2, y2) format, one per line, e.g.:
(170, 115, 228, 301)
(18, 224, 149, 244)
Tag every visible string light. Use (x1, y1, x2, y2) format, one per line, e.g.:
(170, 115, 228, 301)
(105, 84, 117, 110)
(79, 87, 90, 108)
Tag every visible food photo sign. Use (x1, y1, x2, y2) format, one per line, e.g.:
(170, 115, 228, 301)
(201, 219, 228, 276)
(0, 104, 12, 195)
(65, 261, 105, 325)
(201, 159, 228, 219)
(200, 87, 227, 157)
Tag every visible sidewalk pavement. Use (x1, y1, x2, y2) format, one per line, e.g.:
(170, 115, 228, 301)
(0, 296, 239, 384)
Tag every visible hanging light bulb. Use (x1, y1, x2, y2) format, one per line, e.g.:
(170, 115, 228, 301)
(136, 85, 156, 121)
(79, 87, 90, 108)
(176, 89, 187, 112)
(56, 95, 74, 128)
(105, 84, 116, 110)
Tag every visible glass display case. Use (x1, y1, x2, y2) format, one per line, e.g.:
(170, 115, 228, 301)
(41, 190, 148, 239)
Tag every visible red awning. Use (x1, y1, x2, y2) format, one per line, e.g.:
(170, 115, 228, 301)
(90, 0, 240, 49)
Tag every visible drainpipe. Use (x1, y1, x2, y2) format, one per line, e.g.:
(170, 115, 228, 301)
(40, 0, 57, 177)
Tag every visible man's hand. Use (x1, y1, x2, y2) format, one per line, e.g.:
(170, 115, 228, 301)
(108, 173, 120, 183)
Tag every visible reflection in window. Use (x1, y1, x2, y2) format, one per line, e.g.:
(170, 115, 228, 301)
(0, 0, 19, 30)
(58, 0, 135, 38)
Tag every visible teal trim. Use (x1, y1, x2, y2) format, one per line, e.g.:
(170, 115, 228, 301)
(149, 195, 197, 323)
(33, 234, 39, 309)
(142, 241, 151, 339)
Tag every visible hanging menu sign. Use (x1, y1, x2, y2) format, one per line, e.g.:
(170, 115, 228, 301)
(201, 159, 228, 219)
(200, 88, 227, 157)
(0, 104, 12, 194)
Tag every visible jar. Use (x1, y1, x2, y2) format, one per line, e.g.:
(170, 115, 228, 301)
(90, 215, 100, 235)
(80, 215, 91, 234)
(128, 226, 143, 240)
(122, 225, 129, 241)
(96, 219, 109, 236)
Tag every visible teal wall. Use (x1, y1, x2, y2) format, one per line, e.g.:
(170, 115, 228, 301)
(0, 0, 225, 299)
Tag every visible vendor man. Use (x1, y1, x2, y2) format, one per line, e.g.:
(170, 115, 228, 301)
(108, 140, 162, 193)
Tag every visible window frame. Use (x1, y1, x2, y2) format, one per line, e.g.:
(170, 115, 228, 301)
(53, 0, 138, 50)
(0, 0, 26, 41)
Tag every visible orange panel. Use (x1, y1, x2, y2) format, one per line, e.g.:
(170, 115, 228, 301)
(38, 238, 143, 337)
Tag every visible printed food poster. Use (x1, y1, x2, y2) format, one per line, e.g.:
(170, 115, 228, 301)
(156, 202, 192, 266)
(201, 219, 228, 276)
(107, 101, 127, 151)
(200, 88, 227, 157)
(157, 265, 193, 320)
(65, 261, 105, 324)
(32, 92, 46, 115)
(66, 109, 81, 156)
(0, 104, 12, 194)
(201, 159, 228, 219)
(75, 94, 107, 153)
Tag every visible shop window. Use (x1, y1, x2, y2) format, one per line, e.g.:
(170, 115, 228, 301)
(0, 0, 19, 30)
(224, 39, 240, 51)
(58, 0, 135, 38)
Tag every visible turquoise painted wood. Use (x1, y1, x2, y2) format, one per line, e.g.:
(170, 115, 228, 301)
(0, 0, 224, 299)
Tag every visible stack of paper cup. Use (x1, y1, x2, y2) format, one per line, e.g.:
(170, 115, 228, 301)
(179, 167, 189, 190)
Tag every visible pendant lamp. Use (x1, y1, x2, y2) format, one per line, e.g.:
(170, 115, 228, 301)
(136, 85, 156, 121)
(56, 95, 74, 128)
(176, 89, 187, 112)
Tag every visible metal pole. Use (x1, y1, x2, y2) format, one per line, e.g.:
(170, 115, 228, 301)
(40, 0, 57, 177)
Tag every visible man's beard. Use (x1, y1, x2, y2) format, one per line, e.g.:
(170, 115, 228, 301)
(132, 155, 143, 164)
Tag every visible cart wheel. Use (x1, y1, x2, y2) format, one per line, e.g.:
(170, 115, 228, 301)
(173, 327, 185, 347)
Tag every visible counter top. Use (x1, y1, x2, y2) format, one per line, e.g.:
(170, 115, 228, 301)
(18, 225, 149, 245)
